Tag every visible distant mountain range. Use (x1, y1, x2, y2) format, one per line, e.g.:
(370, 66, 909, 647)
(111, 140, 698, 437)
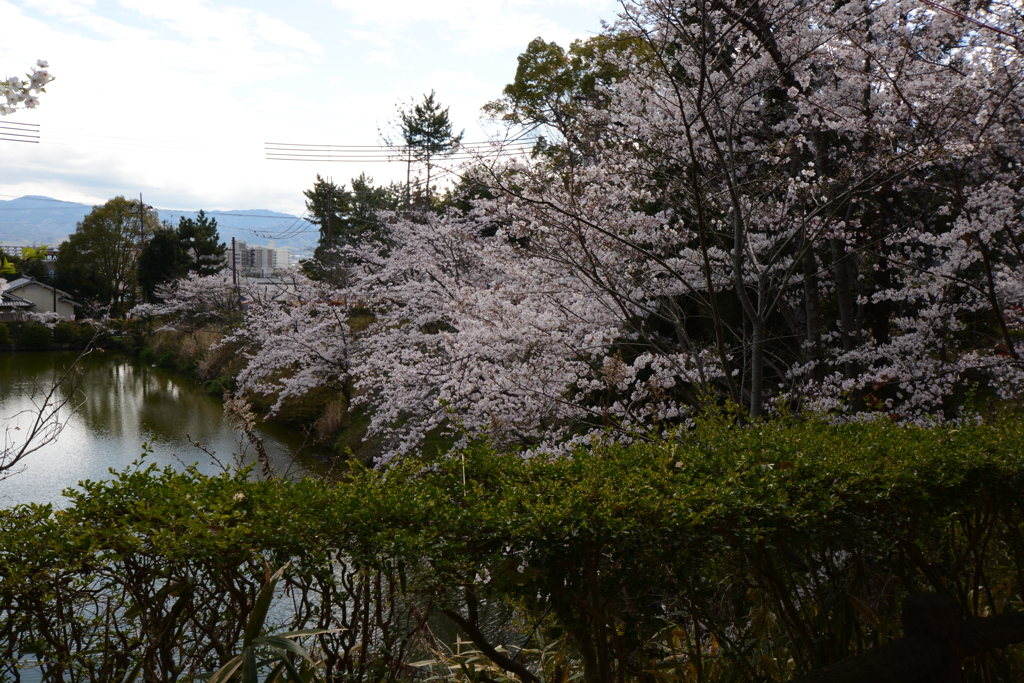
(0, 195, 317, 255)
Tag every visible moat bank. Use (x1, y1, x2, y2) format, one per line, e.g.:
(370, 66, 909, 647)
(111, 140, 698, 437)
(0, 351, 331, 507)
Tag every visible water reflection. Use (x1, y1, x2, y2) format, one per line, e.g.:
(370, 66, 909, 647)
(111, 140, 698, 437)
(0, 351, 329, 508)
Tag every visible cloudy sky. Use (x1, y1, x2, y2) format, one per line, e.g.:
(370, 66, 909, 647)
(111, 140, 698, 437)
(0, 0, 617, 215)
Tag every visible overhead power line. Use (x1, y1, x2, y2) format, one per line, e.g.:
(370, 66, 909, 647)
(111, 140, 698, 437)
(265, 140, 537, 150)
(0, 121, 39, 144)
(264, 138, 539, 164)
(251, 210, 314, 240)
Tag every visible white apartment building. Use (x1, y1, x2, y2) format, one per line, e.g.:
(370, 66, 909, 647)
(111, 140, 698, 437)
(232, 240, 289, 277)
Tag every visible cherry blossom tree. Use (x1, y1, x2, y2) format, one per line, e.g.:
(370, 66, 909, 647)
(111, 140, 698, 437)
(348, 0, 1024, 449)
(134, 271, 360, 421)
(149, 0, 1024, 459)
(225, 274, 359, 416)
(131, 272, 237, 330)
(350, 208, 636, 456)
(461, 0, 1024, 424)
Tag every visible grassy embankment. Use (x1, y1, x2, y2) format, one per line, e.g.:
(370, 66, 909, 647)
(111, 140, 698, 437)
(135, 313, 400, 463)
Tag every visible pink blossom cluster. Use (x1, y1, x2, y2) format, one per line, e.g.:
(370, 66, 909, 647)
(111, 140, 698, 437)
(1, 60, 52, 115)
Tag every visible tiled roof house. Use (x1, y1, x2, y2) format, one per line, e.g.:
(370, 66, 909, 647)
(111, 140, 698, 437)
(0, 277, 78, 321)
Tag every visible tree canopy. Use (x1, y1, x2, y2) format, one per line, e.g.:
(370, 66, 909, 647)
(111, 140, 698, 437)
(56, 196, 159, 316)
(176, 210, 226, 276)
(304, 173, 402, 263)
(483, 35, 635, 154)
(396, 91, 463, 202)
(138, 226, 190, 303)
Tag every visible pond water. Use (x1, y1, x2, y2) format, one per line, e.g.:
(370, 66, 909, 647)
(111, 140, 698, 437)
(0, 350, 330, 508)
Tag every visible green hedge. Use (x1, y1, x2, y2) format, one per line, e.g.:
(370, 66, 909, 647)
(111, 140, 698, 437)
(1, 418, 1023, 682)
(51, 320, 77, 344)
(17, 322, 50, 349)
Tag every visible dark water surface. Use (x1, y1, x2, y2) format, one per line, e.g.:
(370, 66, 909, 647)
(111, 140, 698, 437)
(0, 351, 329, 507)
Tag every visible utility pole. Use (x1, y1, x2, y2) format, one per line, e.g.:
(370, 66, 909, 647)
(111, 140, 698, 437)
(138, 193, 146, 245)
(231, 237, 239, 310)
(405, 146, 412, 210)
(326, 178, 333, 257)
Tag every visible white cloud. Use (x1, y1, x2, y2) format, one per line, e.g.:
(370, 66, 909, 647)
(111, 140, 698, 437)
(254, 13, 324, 55)
(18, 0, 149, 39)
(345, 29, 393, 48)
(366, 51, 397, 66)
(115, 0, 324, 57)
(330, 0, 615, 53)
(0, 0, 330, 213)
(0, 0, 616, 217)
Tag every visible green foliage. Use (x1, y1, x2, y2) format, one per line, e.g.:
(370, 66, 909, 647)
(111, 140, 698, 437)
(0, 249, 15, 276)
(55, 196, 158, 316)
(51, 320, 77, 344)
(18, 245, 49, 261)
(6, 244, 54, 281)
(0, 322, 10, 345)
(399, 90, 463, 160)
(484, 36, 639, 151)
(350, 417, 1024, 682)
(177, 210, 226, 275)
(2, 420, 1024, 681)
(18, 322, 50, 349)
(0, 462, 421, 682)
(484, 38, 587, 128)
(138, 226, 191, 302)
(2, 247, 52, 282)
(304, 173, 403, 264)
